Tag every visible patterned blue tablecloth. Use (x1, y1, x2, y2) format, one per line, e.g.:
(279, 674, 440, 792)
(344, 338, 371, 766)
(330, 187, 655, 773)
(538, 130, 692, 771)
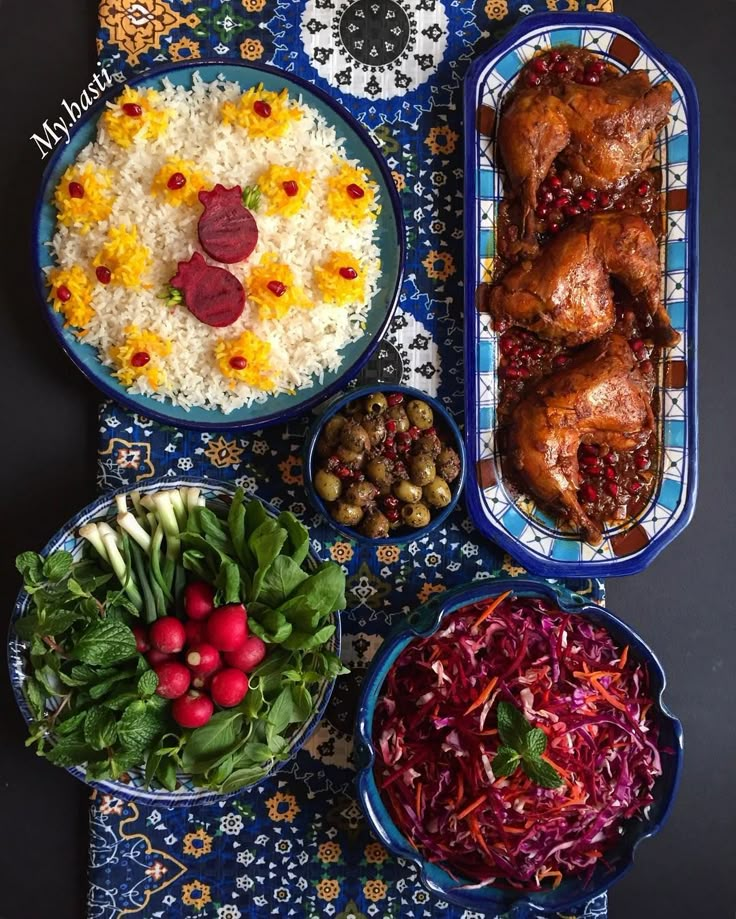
(89, 1, 611, 917)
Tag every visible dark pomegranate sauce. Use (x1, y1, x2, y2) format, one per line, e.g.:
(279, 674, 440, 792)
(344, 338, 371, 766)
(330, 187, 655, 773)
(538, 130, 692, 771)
(492, 47, 663, 534)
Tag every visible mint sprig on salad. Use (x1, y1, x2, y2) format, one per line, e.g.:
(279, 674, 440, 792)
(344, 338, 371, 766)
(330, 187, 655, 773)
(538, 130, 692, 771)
(14, 486, 348, 794)
(493, 701, 564, 789)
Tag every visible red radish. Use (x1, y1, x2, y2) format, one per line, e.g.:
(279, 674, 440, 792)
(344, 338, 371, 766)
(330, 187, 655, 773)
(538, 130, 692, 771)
(132, 625, 149, 654)
(210, 668, 249, 707)
(205, 604, 248, 652)
(154, 661, 191, 699)
(146, 648, 174, 667)
(171, 690, 214, 728)
(197, 184, 258, 264)
(184, 619, 207, 647)
(149, 617, 186, 654)
(170, 252, 245, 328)
(184, 580, 216, 620)
(224, 635, 266, 672)
(185, 643, 221, 678)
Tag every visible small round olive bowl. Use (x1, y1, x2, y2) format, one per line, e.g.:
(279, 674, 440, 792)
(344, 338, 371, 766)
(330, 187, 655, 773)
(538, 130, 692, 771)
(354, 577, 683, 916)
(303, 384, 466, 545)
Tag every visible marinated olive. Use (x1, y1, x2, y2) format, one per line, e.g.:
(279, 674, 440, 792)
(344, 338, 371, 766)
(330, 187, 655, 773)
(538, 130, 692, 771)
(361, 414, 386, 447)
(423, 476, 452, 508)
(336, 444, 364, 467)
(386, 404, 410, 433)
(364, 392, 388, 415)
(359, 509, 390, 538)
(408, 454, 436, 487)
(316, 436, 335, 460)
(331, 502, 364, 526)
(393, 479, 422, 504)
(437, 446, 461, 483)
(406, 399, 434, 430)
(340, 419, 371, 453)
(345, 398, 364, 415)
(366, 457, 394, 492)
(413, 431, 441, 459)
(345, 480, 378, 507)
(314, 469, 342, 503)
(401, 502, 431, 528)
(322, 413, 346, 445)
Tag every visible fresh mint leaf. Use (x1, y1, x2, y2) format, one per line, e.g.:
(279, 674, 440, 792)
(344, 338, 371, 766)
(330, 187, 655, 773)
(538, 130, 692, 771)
(117, 701, 166, 753)
(22, 676, 46, 716)
(493, 746, 521, 778)
(45, 739, 94, 767)
(42, 551, 74, 583)
(16, 551, 44, 587)
(54, 710, 87, 738)
(73, 620, 137, 666)
(42, 607, 85, 635)
(496, 701, 533, 750)
(89, 670, 135, 700)
(521, 757, 564, 789)
(84, 708, 117, 751)
(137, 670, 159, 698)
(522, 727, 547, 759)
(14, 614, 41, 642)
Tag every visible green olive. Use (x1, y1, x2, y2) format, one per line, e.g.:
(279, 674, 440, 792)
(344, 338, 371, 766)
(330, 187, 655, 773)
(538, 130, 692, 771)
(366, 457, 394, 492)
(413, 432, 441, 459)
(322, 414, 346, 446)
(336, 444, 365, 467)
(401, 502, 431, 528)
(340, 420, 371, 453)
(408, 454, 435, 486)
(437, 446, 461, 483)
(386, 404, 410, 433)
(364, 392, 388, 415)
(314, 469, 342, 503)
(406, 399, 434, 430)
(331, 502, 364, 526)
(423, 477, 452, 508)
(345, 480, 378, 507)
(359, 509, 390, 538)
(361, 414, 386, 447)
(393, 479, 422, 504)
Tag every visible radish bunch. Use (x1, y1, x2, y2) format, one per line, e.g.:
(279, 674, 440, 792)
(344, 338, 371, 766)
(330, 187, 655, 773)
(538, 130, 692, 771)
(134, 580, 266, 729)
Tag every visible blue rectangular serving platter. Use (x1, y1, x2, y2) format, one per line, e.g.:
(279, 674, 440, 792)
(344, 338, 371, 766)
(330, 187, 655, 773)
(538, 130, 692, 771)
(463, 12, 699, 578)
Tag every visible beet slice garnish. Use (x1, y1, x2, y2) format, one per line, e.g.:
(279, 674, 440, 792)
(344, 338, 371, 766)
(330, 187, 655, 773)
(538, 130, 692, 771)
(170, 252, 245, 328)
(197, 184, 258, 265)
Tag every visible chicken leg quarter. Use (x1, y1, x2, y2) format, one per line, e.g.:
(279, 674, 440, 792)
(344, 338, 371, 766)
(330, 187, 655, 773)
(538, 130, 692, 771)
(509, 333, 654, 544)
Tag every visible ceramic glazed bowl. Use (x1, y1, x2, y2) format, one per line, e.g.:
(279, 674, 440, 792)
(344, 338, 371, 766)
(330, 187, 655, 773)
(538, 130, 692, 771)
(8, 477, 341, 807)
(355, 577, 683, 916)
(463, 13, 699, 577)
(304, 384, 466, 545)
(33, 60, 404, 431)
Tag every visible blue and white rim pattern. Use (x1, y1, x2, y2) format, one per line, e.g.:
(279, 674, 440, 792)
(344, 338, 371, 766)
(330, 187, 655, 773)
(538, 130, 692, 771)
(464, 13, 699, 578)
(8, 476, 340, 807)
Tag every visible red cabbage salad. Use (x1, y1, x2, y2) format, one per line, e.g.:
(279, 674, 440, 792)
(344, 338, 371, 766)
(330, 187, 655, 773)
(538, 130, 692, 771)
(372, 593, 663, 890)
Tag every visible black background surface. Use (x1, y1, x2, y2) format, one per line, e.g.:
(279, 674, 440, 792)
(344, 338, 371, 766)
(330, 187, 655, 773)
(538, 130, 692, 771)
(0, 1, 734, 916)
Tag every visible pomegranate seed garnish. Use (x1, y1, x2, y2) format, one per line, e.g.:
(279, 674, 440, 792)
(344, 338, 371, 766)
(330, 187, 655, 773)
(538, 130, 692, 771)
(605, 482, 619, 497)
(542, 188, 555, 203)
(397, 432, 412, 446)
(68, 181, 84, 198)
(552, 60, 571, 74)
(629, 481, 642, 494)
(408, 426, 421, 440)
(605, 466, 616, 481)
(426, 426, 437, 436)
(635, 452, 650, 470)
(535, 204, 549, 219)
(385, 509, 400, 523)
(253, 100, 271, 118)
(282, 180, 298, 197)
(549, 176, 562, 189)
(587, 463, 603, 476)
(95, 266, 111, 284)
(384, 448, 397, 461)
(583, 72, 600, 85)
(588, 59, 606, 74)
(384, 435, 395, 449)
(326, 455, 340, 471)
(636, 181, 650, 197)
(580, 444, 598, 457)
(383, 494, 399, 508)
(549, 51, 562, 64)
(579, 199, 593, 211)
(552, 354, 569, 368)
(385, 419, 397, 433)
(614, 200, 627, 210)
(387, 392, 404, 406)
(56, 285, 71, 302)
(564, 204, 581, 217)
(394, 461, 407, 478)
(630, 338, 644, 352)
(167, 172, 186, 190)
(548, 222, 561, 234)
(580, 453, 599, 466)
(527, 73, 542, 87)
(336, 465, 352, 479)
(267, 280, 287, 297)
(532, 57, 549, 74)
(604, 451, 618, 465)
(599, 192, 612, 208)
(583, 189, 598, 202)
(122, 103, 142, 117)
(346, 183, 365, 199)
(339, 266, 358, 280)
(554, 196, 571, 208)
(580, 484, 598, 502)
(229, 356, 248, 370)
(131, 351, 150, 367)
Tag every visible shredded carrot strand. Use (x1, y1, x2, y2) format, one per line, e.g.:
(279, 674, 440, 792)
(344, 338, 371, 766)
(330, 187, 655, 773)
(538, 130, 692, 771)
(454, 771, 464, 809)
(464, 675, 499, 715)
(457, 793, 487, 820)
(573, 669, 621, 682)
(472, 590, 512, 629)
(468, 814, 493, 860)
(538, 869, 563, 889)
(590, 675, 629, 713)
(618, 644, 629, 670)
(415, 782, 423, 816)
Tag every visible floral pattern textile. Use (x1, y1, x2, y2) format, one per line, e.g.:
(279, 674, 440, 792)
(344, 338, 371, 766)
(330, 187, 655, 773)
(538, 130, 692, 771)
(90, 1, 612, 916)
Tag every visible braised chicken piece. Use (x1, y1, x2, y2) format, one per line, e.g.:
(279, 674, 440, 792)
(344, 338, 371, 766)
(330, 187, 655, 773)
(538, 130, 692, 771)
(489, 212, 680, 347)
(509, 333, 654, 544)
(499, 70, 672, 236)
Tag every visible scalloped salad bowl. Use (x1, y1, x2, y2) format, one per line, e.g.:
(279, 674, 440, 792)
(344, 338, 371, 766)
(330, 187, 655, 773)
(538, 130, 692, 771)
(8, 477, 341, 807)
(463, 13, 698, 577)
(355, 577, 683, 916)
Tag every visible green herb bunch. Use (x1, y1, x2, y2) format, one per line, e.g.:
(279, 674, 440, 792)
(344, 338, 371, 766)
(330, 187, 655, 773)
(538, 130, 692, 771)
(492, 701, 564, 789)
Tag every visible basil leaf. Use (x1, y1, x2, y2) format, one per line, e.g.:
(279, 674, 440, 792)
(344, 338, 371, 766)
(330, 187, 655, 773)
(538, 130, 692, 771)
(267, 687, 298, 736)
(218, 764, 269, 793)
(521, 757, 565, 789)
(258, 556, 308, 608)
(522, 727, 548, 759)
(42, 551, 74, 583)
(240, 682, 265, 720)
(250, 649, 292, 678)
(290, 683, 313, 722)
(156, 756, 179, 791)
(493, 746, 521, 778)
(182, 711, 243, 767)
(237, 742, 274, 765)
(496, 701, 533, 750)
(249, 521, 289, 600)
(314, 651, 350, 678)
(206, 754, 236, 786)
(276, 512, 310, 566)
(74, 620, 137, 666)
